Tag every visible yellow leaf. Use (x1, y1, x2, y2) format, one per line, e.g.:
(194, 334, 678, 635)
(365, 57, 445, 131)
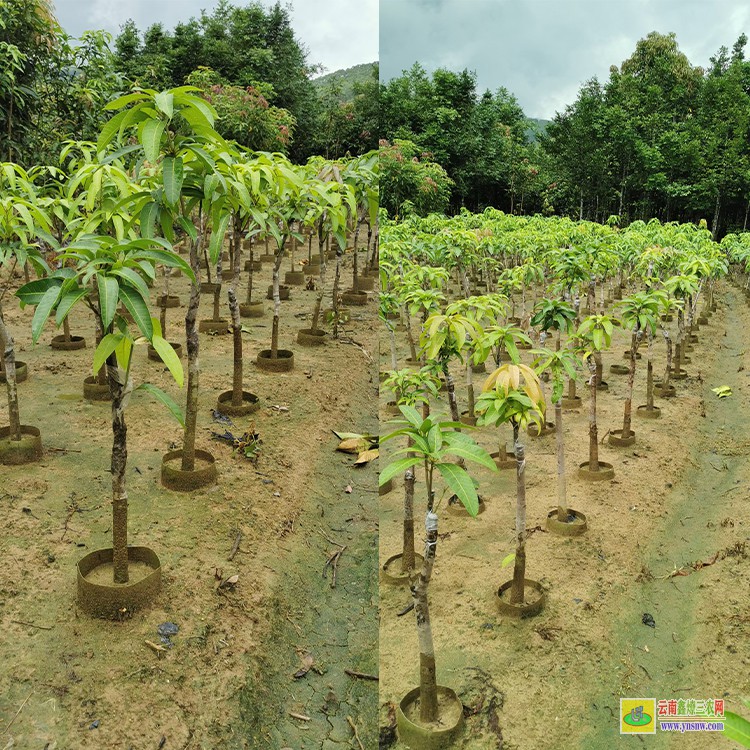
(354, 448, 379, 465)
(337, 438, 369, 454)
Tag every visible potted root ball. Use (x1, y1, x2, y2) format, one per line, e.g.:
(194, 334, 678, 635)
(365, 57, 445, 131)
(533, 347, 587, 536)
(609, 293, 659, 447)
(380, 405, 494, 747)
(218, 225, 260, 416)
(475, 363, 547, 617)
(0, 306, 42, 465)
(199, 252, 229, 335)
(575, 315, 618, 480)
(18, 235, 190, 616)
(50, 314, 86, 350)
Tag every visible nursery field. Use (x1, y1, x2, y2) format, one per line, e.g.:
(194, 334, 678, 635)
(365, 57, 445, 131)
(377, 211, 750, 749)
(0, 250, 379, 748)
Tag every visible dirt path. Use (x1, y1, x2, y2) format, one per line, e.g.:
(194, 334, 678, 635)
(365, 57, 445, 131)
(239, 358, 379, 749)
(582, 283, 750, 748)
(379, 281, 750, 749)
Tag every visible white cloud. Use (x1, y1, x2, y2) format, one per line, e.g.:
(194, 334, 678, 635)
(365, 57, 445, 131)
(54, 0, 377, 73)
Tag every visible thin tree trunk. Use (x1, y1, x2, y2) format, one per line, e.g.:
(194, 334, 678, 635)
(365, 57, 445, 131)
(555, 401, 568, 521)
(622, 332, 637, 438)
(510, 427, 527, 604)
(229, 224, 243, 406)
(646, 332, 654, 409)
(332, 252, 341, 340)
(401, 436, 416, 574)
(107, 351, 129, 583)
(181, 228, 203, 472)
(466, 360, 475, 417)
(0, 307, 22, 441)
(271, 236, 285, 358)
(588, 358, 599, 471)
(411, 509, 439, 722)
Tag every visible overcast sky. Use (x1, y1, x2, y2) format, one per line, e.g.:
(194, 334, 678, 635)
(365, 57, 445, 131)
(54, 0, 378, 76)
(380, 0, 750, 120)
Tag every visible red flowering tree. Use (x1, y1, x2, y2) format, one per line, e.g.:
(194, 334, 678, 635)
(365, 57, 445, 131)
(187, 67, 295, 153)
(379, 139, 453, 217)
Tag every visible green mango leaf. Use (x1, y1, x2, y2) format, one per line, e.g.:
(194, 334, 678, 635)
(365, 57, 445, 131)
(141, 118, 166, 164)
(163, 156, 184, 207)
(437, 462, 479, 517)
(397, 404, 423, 429)
(150, 333, 184, 387)
(31, 285, 62, 343)
(55, 287, 88, 326)
(111, 267, 150, 301)
(93, 332, 123, 375)
(442, 433, 497, 470)
(118, 284, 153, 340)
(16, 277, 61, 307)
(140, 201, 159, 239)
(97, 275, 119, 330)
(379, 456, 422, 486)
(154, 91, 174, 119)
(722, 711, 750, 747)
(137, 382, 185, 426)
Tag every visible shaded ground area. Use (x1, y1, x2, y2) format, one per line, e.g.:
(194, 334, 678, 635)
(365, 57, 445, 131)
(379, 283, 750, 749)
(0, 255, 379, 748)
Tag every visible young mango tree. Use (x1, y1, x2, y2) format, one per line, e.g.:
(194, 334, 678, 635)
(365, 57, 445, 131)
(380, 368, 440, 580)
(0, 164, 51, 463)
(576, 314, 619, 480)
(533, 346, 588, 535)
(18, 233, 190, 615)
(654, 295, 683, 399)
(420, 311, 480, 429)
(379, 405, 494, 740)
(476, 363, 547, 613)
(98, 86, 229, 483)
(610, 292, 660, 445)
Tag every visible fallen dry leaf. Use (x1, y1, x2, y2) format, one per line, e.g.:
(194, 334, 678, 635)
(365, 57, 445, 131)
(293, 651, 314, 679)
(354, 448, 379, 465)
(337, 438, 370, 454)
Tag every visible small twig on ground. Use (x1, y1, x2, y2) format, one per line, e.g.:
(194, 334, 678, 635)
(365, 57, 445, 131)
(144, 640, 167, 657)
(347, 716, 365, 750)
(344, 669, 378, 681)
(323, 545, 347, 588)
(288, 711, 311, 721)
(227, 530, 242, 561)
(47, 446, 82, 453)
(2, 691, 32, 736)
(339, 337, 373, 364)
(11, 619, 53, 630)
(397, 602, 414, 617)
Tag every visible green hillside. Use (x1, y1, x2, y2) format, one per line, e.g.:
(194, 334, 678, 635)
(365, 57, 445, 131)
(313, 62, 378, 101)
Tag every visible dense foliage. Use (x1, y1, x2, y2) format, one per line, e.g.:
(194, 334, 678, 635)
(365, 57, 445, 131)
(380, 32, 750, 238)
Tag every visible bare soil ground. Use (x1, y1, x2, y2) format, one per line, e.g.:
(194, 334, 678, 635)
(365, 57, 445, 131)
(0, 252, 378, 749)
(379, 282, 750, 749)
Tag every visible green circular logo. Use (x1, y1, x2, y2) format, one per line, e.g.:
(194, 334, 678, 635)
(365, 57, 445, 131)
(623, 710, 652, 727)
